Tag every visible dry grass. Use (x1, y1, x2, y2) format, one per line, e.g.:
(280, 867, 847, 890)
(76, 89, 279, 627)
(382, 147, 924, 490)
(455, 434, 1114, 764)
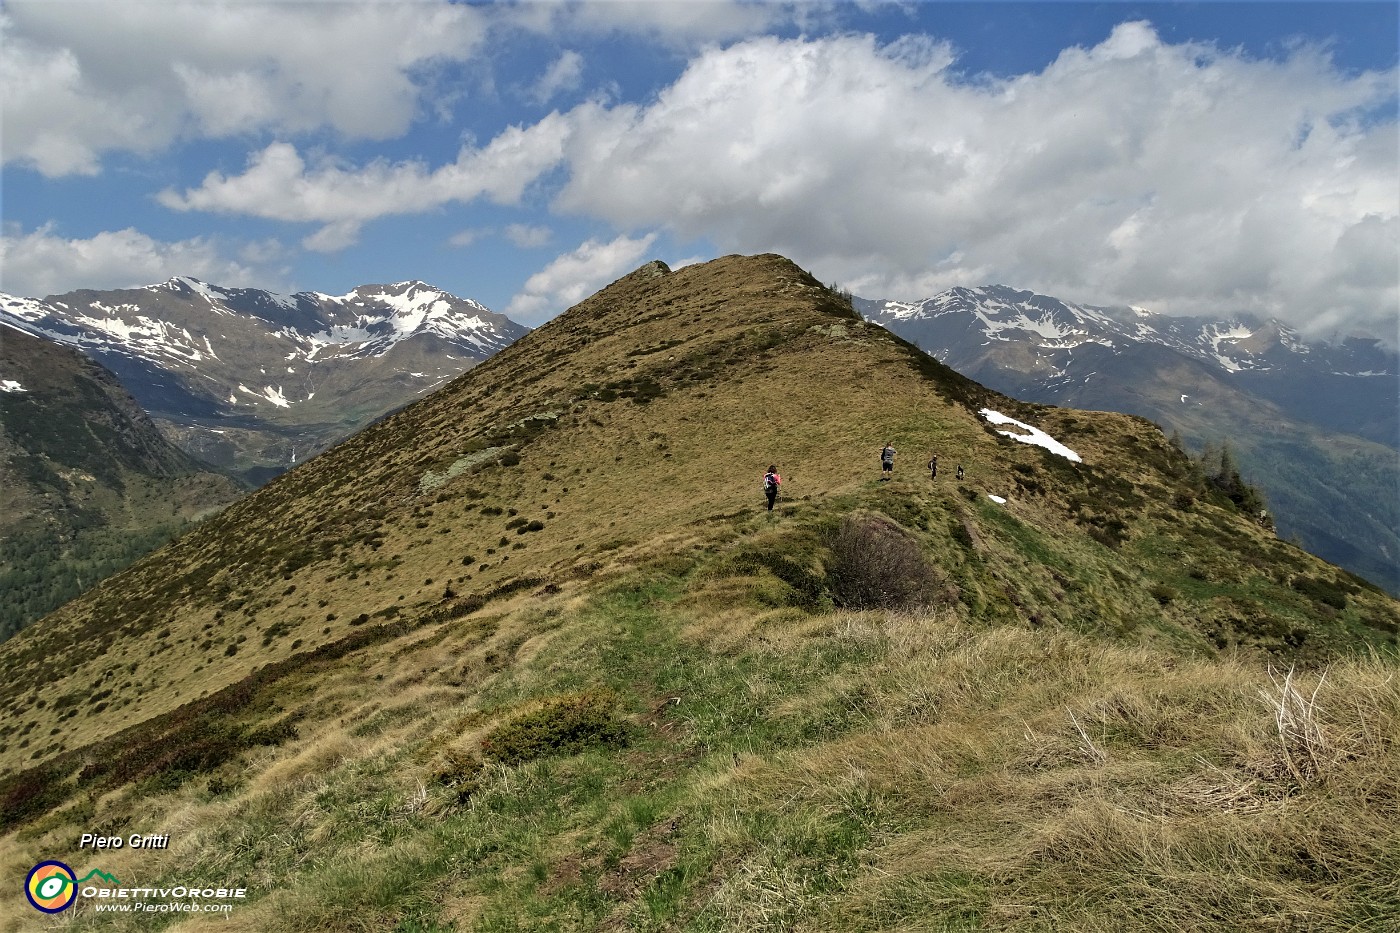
(1258, 664, 1331, 785)
(248, 730, 358, 793)
(709, 609, 1400, 931)
(1, 578, 1394, 932)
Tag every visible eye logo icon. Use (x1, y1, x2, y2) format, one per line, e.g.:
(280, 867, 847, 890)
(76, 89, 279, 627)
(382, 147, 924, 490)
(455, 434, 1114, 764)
(26, 861, 77, 913)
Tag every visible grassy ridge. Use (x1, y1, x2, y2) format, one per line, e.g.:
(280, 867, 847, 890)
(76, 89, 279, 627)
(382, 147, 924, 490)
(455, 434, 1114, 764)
(1, 254, 1396, 930)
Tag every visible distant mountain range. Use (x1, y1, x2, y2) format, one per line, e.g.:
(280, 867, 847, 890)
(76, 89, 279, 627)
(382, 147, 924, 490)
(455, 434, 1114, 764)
(858, 286, 1399, 592)
(1, 278, 529, 483)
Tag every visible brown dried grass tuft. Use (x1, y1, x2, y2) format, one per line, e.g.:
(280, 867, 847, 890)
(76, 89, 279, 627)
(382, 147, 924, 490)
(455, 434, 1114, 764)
(1258, 664, 1332, 786)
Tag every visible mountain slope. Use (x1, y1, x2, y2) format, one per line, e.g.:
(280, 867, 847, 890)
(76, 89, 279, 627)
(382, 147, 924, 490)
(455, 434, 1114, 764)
(1, 255, 1396, 931)
(0, 326, 244, 640)
(0, 278, 529, 483)
(858, 287, 1400, 592)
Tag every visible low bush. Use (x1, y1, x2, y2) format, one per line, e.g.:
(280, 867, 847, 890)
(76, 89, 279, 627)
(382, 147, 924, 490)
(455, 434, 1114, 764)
(1292, 575, 1348, 611)
(825, 513, 955, 611)
(480, 689, 630, 766)
(0, 762, 67, 826)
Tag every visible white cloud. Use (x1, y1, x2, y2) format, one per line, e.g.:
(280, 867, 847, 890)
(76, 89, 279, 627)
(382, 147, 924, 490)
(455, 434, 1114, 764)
(0, 0, 812, 178)
(0, 13, 170, 176)
(449, 228, 488, 248)
(550, 26, 1398, 337)
(529, 50, 584, 104)
(510, 0, 807, 47)
(301, 221, 365, 255)
(0, 224, 289, 297)
(158, 113, 572, 250)
(505, 224, 554, 248)
(506, 232, 658, 324)
(31, 10, 1392, 338)
(1, 1, 489, 176)
(448, 224, 552, 251)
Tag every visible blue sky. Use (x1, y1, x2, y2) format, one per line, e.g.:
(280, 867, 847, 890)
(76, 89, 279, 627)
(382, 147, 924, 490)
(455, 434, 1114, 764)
(2, 1, 1396, 339)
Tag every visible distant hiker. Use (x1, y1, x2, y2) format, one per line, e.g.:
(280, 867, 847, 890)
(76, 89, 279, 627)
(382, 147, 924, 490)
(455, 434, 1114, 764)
(928, 453, 939, 479)
(763, 465, 782, 511)
(956, 464, 965, 481)
(880, 443, 896, 480)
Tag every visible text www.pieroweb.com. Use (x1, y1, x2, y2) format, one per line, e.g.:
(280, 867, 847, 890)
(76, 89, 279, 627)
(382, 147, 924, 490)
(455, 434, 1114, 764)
(92, 901, 233, 914)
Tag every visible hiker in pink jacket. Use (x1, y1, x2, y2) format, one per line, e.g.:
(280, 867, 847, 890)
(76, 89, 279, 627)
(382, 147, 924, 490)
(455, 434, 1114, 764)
(762, 465, 782, 511)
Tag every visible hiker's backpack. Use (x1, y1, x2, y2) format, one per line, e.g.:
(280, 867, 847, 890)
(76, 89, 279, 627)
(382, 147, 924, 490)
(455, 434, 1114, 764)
(764, 474, 778, 494)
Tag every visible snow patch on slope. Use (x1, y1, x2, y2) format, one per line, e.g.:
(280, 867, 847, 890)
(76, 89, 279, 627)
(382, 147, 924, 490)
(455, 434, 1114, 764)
(980, 409, 1082, 463)
(261, 386, 290, 408)
(1200, 324, 1256, 372)
(1, 295, 51, 322)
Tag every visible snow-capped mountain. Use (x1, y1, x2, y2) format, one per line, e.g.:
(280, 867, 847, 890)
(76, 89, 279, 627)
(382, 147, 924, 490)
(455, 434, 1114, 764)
(0, 278, 529, 482)
(864, 285, 1393, 376)
(857, 285, 1399, 593)
(858, 286, 1397, 448)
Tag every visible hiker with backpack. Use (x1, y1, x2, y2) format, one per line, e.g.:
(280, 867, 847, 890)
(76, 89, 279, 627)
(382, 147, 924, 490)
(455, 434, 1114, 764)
(763, 465, 782, 511)
(928, 452, 938, 479)
(880, 442, 896, 481)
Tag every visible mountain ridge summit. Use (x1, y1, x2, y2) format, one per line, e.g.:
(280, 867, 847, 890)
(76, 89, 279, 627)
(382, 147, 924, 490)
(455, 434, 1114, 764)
(2, 250, 1393, 777)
